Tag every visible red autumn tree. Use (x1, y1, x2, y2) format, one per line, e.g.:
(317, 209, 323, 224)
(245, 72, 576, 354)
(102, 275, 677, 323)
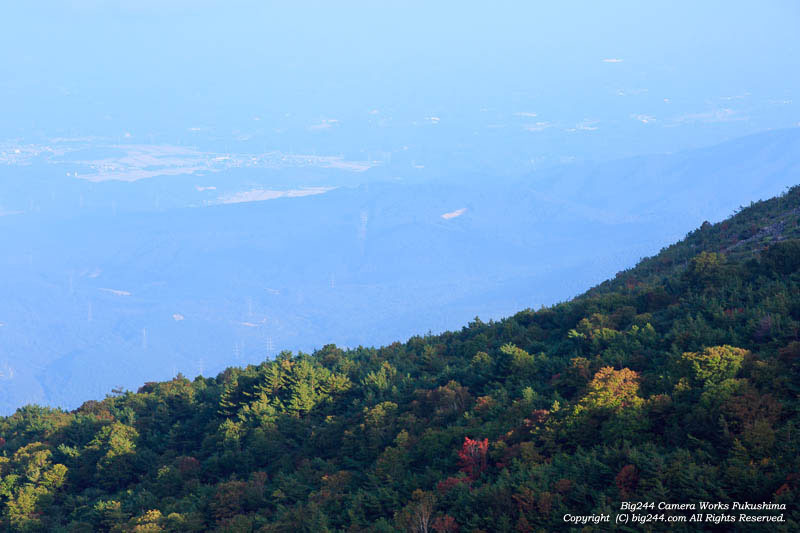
(458, 437, 489, 480)
(615, 464, 639, 498)
(436, 476, 470, 495)
(432, 514, 459, 533)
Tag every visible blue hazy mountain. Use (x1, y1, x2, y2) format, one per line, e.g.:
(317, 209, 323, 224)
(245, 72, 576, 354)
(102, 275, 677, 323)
(0, 127, 798, 413)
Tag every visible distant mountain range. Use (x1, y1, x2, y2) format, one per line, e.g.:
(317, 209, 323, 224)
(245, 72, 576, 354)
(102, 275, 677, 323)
(0, 127, 798, 413)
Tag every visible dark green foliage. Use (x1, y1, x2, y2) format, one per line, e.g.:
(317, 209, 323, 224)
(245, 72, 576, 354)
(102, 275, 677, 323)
(762, 238, 800, 274)
(2, 186, 800, 531)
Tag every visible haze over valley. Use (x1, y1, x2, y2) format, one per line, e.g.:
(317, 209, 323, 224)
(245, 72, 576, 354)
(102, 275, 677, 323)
(0, 2, 798, 412)
(1, 128, 799, 412)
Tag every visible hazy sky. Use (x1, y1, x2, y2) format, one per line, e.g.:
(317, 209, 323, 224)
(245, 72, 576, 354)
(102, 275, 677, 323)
(2, 1, 799, 163)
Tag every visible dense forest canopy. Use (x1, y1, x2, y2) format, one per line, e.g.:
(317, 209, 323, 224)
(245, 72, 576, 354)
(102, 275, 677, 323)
(1, 185, 800, 532)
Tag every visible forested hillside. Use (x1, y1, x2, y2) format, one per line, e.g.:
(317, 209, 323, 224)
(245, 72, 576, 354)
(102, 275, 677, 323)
(1, 186, 799, 532)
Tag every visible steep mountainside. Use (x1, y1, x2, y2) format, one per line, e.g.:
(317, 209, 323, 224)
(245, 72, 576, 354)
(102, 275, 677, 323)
(0, 186, 799, 531)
